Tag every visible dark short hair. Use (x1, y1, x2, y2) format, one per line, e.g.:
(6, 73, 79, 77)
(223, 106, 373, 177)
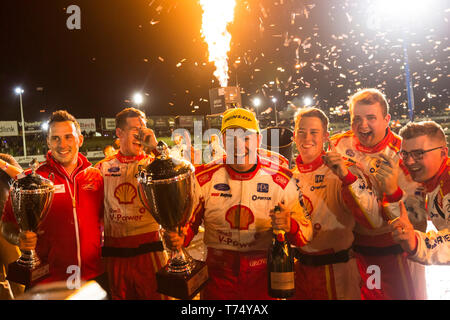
(294, 107, 329, 132)
(399, 121, 447, 145)
(115, 108, 146, 129)
(48, 110, 81, 135)
(349, 88, 389, 117)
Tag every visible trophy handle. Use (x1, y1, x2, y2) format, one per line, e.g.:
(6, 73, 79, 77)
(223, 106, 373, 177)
(48, 172, 55, 182)
(137, 183, 154, 214)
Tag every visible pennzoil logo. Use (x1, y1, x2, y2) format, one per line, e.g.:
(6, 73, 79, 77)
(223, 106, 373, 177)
(273, 174, 288, 186)
(198, 173, 211, 185)
(225, 205, 254, 230)
(114, 183, 137, 204)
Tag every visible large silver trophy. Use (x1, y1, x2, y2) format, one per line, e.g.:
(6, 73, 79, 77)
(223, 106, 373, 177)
(137, 141, 208, 299)
(7, 159, 55, 287)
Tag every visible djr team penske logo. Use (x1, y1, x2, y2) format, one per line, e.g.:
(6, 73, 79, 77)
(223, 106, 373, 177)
(114, 183, 137, 204)
(225, 205, 255, 230)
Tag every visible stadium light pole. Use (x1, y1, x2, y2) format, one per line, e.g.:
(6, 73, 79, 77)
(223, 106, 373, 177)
(14, 87, 27, 157)
(252, 97, 261, 118)
(271, 97, 278, 126)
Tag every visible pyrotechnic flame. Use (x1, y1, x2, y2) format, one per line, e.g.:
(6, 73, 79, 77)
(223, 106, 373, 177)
(200, 0, 236, 87)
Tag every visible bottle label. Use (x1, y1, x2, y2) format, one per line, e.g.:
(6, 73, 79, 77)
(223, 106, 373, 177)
(270, 272, 294, 290)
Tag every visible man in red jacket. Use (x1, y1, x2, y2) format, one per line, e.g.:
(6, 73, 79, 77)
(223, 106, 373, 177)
(1, 110, 105, 290)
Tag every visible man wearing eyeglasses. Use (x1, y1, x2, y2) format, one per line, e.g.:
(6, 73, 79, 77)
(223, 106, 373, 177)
(330, 88, 427, 300)
(390, 121, 449, 265)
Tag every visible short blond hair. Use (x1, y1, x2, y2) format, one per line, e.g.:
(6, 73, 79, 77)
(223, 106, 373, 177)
(349, 88, 389, 117)
(294, 107, 329, 132)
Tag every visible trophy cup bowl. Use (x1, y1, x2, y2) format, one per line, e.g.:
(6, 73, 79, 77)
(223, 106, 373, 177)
(137, 141, 208, 299)
(7, 159, 54, 287)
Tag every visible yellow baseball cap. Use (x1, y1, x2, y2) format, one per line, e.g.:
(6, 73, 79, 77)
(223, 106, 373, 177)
(221, 108, 260, 133)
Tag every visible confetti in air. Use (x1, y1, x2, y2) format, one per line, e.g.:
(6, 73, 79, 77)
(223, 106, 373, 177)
(200, 0, 236, 87)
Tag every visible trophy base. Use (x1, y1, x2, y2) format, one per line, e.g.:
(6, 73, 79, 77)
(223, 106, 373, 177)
(156, 260, 208, 300)
(7, 261, 50, 288)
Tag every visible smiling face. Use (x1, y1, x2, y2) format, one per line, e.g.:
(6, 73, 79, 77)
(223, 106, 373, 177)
(47, 121, 83, 171)
(294, 116, 328, 164)
(222, 127, 260, 172)
(401, 135, 447, 183)
(116, 117, 147, 157)
(351, 102, 390, 148)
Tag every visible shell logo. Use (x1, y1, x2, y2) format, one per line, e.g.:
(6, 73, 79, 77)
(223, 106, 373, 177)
(114, 183, 137, 204)
(225, 205, 254, 230)
(300, 194, 314, 220)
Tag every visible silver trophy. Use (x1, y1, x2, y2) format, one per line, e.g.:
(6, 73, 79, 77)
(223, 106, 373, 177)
(137, 141, 208, 299)
(7, 159, 55, 287)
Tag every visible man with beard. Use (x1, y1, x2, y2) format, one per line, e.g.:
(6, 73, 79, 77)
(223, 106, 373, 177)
(330, 88, 427, 299)
(390, 121, 449, 265)
(95, 107, 169, 300)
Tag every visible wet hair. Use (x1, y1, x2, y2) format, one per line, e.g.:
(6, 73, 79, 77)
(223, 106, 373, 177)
(399, 121, 447, 145)
(115, 108, 146, 130)
(48, 110, 82, 135)
(348, 88, 389, 117)
(294, 107, 329, 132)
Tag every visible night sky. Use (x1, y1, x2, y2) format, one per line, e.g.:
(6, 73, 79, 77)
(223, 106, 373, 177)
(0, 0, 448, 123)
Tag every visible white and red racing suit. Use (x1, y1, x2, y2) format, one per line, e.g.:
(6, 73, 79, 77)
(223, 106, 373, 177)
(291, 153, 391, 299)
(95, 152, 168, 300)
(183, 155, 312, 300)
(331, 128, 428, 299)
(409, 157, 450, 265)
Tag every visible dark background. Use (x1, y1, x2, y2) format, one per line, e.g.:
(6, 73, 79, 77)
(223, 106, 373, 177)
(0, 0, 448, 123)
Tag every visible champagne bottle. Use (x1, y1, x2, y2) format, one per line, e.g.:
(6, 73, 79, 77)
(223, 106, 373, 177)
(268, 229, 295, 298)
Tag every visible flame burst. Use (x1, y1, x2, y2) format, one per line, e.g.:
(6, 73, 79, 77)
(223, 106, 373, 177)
(200, 0, 236, 87)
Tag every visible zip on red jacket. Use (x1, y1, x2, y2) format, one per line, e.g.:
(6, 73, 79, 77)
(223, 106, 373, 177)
(2, 151, 104, 284)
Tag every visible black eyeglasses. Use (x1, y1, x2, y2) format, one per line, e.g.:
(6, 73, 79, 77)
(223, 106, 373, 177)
(399, 146, 443, 161)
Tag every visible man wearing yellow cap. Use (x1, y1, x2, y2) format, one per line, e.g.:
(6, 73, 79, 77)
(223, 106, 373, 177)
(164, 108, 312, 299)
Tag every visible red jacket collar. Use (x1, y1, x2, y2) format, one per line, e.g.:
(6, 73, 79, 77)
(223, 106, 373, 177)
(295, 152, 325, 173)
(46, 151, 91, 180)
(423, 157, 450, 192)
(116, 151, 146, 163)
(354, 128, 394, 154)
(224, 155, 261, 180)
